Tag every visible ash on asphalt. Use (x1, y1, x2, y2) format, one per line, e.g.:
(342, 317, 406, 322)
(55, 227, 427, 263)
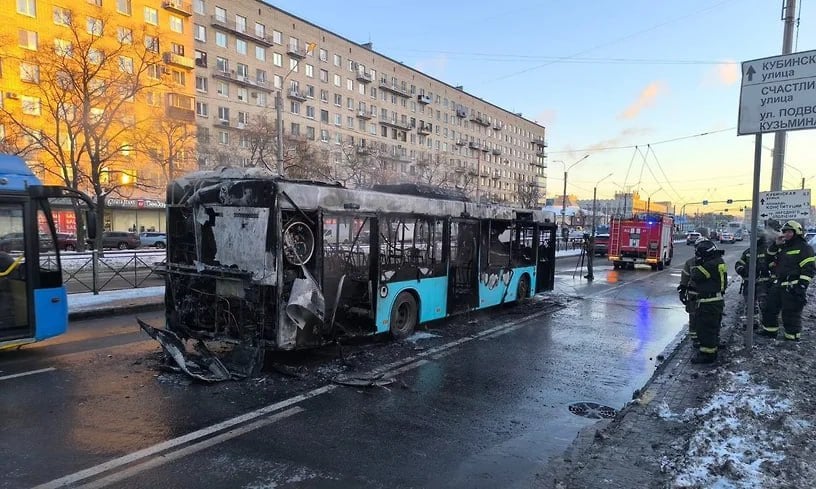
(143, 295, 568, 397)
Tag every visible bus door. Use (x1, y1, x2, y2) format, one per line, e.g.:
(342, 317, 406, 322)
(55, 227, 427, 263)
(0, 202, 30, 342)
(536, 223, 556, 292)
(447, 219, 479, 313)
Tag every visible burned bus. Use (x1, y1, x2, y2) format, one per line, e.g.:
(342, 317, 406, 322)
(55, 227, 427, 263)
(151, 167, 557, 373)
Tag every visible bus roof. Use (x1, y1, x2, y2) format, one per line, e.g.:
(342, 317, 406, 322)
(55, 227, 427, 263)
(0, 154, 40, 191)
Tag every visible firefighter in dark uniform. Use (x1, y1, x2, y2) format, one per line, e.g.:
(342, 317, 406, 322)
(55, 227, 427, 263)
(678, 240, 703, 347)
(734, 234, 770, 328)
(760, 220, 815, 341)
(689, 239, 727, 364)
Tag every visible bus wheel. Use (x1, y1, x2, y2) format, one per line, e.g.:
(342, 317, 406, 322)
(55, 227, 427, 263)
(657, 261, 665, 271)
(516, 275, 531, 302)
(390, 292, 418, 340)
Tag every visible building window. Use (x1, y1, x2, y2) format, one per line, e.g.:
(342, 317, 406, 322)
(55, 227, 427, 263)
(21, 96, 41, 116)
(116, 0, 131, 15)
(291, 123, 300, 136)
(320, 129, 329, 142)
(289, 58, 298, 72)
(306, 106, 315, 119)
(54, 38, 72, 56)
(117, 27, 133, 44)
(143, 7, 158, 25)
(147, 63, 162, 79)
(305, 64, 313, 78)
(346, 79, 353, 91)
(195, 76, 208, 92)
(333, 54, 341, 67)
(216, 81, 228, 97)
(195, 49, 207, 67)
(144, 35, 158, 53)
(214, 6, 226, 22)
(237, 87, 248, 102)
(217, 106, 229, 121)
(169, 15, 183, 34)
(171, 70, 185, 86)
(334, 114, 341, 126)
(193, 0, 204, 14)
(218, 131, 228, 145)
(194, 24, 206, 42)
(236, 62, 248, 78)
(87, 17, 103, 36)
(255, 22, 265, 39)
(52, 6, 71, 25)
(306, 126, 315, 140)
(119, 56, 134, 74)
(334, 94, 342, 106)
(256, 92, 267, 107)
(255, 46, 265, 61)
(333, 74, 341, 87)
(272, 30, 281, 44)
(319, 48, 327, 62)
(16, 0, 36, 17)
(320, 110, 328, 123)
(234, 14, 246, 33)
(18, 29, 38, 50)
(319, 69, 328, 83)
(272, 52, 282, 67)
(236, 39, 246, 55)
(256, 69, 267, 83)
(320, 89, 328, 102)
(215, 32, 227, 48)
(196, 101, 208, 117)
(290, 101, 300, 114)
(19, 62, 39, 83)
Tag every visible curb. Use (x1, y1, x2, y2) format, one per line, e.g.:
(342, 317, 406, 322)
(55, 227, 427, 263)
(68, 301, 164, 321)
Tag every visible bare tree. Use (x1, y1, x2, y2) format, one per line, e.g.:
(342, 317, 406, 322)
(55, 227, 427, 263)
(136, 117, 196, 188)
(0, 15, 170, 249)
(517, 176, 541, 209)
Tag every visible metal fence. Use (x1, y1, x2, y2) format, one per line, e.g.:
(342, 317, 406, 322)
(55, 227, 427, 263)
(42, 250, 166, 294)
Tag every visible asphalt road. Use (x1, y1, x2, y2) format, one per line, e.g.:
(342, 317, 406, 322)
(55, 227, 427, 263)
(0, 241, 744, 489)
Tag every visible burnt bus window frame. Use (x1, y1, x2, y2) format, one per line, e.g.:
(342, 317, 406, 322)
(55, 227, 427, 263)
(378, 214, 445, 282)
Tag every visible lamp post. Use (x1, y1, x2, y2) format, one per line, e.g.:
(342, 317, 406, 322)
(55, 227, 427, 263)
(555, 155, 590, 227)
(276, 42, 315, 176)
(645, 187, 663, 214)
(785, 163, 806, 189)
(592, 172, 614, 236)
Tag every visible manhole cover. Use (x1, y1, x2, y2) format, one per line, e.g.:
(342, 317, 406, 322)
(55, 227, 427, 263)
(568, 402, 617, 419)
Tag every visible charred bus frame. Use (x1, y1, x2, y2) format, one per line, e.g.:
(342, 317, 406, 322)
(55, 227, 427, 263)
(160, 168, 557, 362)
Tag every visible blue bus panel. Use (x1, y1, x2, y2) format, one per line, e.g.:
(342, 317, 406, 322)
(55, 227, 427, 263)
(478, 266, 536, 308)
(33, 287, 68, 341)
(375, 276, 448, 333)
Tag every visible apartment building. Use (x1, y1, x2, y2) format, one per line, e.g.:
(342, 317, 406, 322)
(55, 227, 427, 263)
(0, 0, 197, 232)
(192, 0, 548, 205)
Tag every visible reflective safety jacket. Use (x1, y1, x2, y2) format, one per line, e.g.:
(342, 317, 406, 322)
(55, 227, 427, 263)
(734, 245, 770, 282)
(766, 235, 815, 288)
(680, 257, 698, 297)
(690, 255, 727, 302)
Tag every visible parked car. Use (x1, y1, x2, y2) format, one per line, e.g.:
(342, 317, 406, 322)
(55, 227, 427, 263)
(593, 234, 610, 256)
(87, 231, 141, 250)
(56, 232, 77, 251)
(686, 232, 702, 245)
(0, 232, 54, 252)
(139, 232, 167, 249)
(808, 233, 816, 251)
(719, 232, 735, 244)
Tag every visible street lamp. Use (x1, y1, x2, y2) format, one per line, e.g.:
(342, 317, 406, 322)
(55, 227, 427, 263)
(555, 155, 590, 227)
(592, 172, 614, 236)
(644, 187, 663, 214)
(276, 42, 316, 176)
(785, 163, 805, 189)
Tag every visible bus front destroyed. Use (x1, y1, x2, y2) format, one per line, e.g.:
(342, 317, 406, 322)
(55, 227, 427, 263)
(142, 167, 557, 380)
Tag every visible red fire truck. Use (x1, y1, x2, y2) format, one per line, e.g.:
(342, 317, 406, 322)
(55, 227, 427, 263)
(608, 214, 675, 270)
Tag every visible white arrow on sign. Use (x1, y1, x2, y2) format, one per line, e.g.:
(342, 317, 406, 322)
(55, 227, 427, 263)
(758, 189, 811, 221)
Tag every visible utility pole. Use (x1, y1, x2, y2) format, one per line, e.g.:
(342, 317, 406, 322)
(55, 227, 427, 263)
(770, 0, 797, 191)
(276, 90, 284, 176)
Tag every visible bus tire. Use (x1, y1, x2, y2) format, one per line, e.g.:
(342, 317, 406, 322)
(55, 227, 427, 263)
(516, 275, 531, 302)
(657, 260, 665, 271)
(390, 292, 418, 340)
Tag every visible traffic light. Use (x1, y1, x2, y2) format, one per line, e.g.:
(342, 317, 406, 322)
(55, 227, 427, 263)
(726, 199, 733, 204)
(702, 200, 708, 205)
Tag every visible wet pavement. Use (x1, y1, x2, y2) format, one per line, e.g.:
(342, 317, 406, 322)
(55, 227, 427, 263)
(0, 243, 743, 488)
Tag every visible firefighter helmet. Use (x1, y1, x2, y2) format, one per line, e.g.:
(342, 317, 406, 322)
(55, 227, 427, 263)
(695, 239, 718, 259)
(781, 220, 804, 236)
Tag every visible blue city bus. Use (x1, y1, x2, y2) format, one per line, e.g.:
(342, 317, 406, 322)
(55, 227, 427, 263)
(157, 168, 557, 360)
(0, 155, 95, 350)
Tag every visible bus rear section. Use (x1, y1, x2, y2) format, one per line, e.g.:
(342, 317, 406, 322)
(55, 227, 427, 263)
(608, 214, 674, 270)
(158, 169, 557, 373)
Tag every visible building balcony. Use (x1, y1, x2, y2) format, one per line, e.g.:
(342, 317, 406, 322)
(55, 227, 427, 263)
(454, 166, 466, 173)
(356, 110, 373, 119)
(287, 45, 307, 59)
(532, 136, 547, 147)
(355, 69, 372, 83)
(417, 94, 432, 105)
(378, 80, 411, 98)
(211, 16, 274, 47)
(233, 74, 271, 92)
(162, 0, 192, 17)
(217, 118, 231, 127)
(536, 150, 547, 158)
(380, 118, 412, 131)
(166, 93, 195, 122)
(455, 107, 468, 118)
(417, 124, 432, 135)
(166, 105, 195, 122)
(533, 161, 547, 169)
(492, 171, 501, 180)
(356, 144, 372, 155)
(163, 52, 195, 70)
(455, 139, 467, 146)
(470, 114, 491, 127)
(492, 148, 502, 156)
(417, 157, 430, 166)
(480, 169, 490, 177)
(492, 122, 503, 131)
(287, 89, 307, 101)
(480, 144, 489, 152)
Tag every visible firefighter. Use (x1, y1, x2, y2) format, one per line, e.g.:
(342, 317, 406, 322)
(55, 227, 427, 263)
(677, 237, 705, 347)
(759, 220, 815, 341)
(734, 234, 770, 328)
(689, 239, 727, 364)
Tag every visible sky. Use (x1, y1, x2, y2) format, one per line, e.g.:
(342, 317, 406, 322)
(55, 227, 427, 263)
(267, 0, 816, 212)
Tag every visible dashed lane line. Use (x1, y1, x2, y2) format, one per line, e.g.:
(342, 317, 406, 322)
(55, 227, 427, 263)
(0, 367, 56, 381)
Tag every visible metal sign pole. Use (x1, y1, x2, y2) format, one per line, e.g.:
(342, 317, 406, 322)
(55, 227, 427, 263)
(745, 133, 762, 351)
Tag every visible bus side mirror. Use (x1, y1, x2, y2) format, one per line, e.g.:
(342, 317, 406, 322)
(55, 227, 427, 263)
(86, 212, 97, 240)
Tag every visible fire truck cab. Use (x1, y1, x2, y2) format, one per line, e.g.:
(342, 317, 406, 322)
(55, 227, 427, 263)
(608, 214, 674, 271)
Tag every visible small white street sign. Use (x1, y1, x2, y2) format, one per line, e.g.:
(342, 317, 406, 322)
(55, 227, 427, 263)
(758, 189, 811, 221)
(738, 50, 816, 135)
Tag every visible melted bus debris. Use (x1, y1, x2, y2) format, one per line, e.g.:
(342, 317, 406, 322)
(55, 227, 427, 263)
(142, 167, 557, 381)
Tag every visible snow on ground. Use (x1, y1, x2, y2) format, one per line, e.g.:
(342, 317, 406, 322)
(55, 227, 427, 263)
(57, 250, 165, 272)
(68, 286, 164, 313)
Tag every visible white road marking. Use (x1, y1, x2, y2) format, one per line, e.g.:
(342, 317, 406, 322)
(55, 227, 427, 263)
(0, 367, 56, 381)
(77, 407, 304, 489)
